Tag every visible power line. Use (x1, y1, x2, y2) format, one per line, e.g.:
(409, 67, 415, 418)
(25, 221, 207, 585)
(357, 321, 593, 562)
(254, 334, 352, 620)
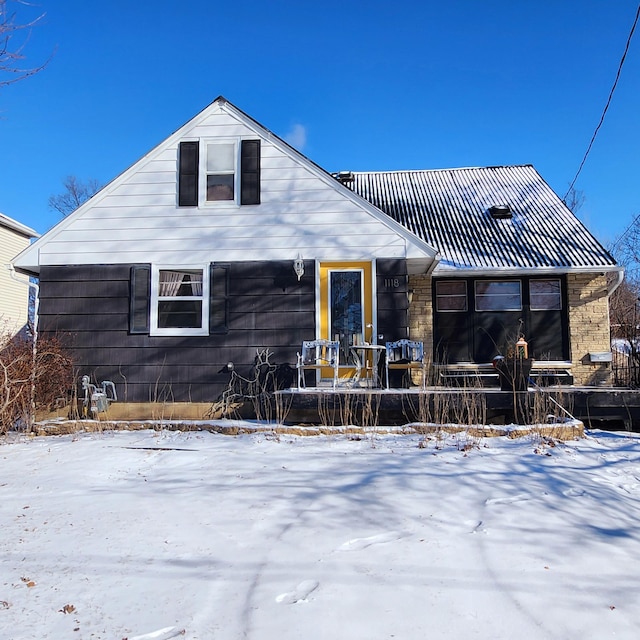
(563, 3, 640, 202)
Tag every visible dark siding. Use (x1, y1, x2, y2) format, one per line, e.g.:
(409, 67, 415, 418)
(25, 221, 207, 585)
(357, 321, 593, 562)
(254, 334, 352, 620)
(38, 262, 315, 403)
(376, 259, 408, 344)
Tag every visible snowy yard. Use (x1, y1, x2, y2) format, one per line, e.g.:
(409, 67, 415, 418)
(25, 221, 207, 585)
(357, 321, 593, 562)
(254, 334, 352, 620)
(1, 426, 640, 639)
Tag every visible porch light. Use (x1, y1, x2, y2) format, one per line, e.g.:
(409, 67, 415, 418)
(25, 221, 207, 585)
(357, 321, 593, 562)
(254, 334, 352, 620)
(293, 254, 305, 280)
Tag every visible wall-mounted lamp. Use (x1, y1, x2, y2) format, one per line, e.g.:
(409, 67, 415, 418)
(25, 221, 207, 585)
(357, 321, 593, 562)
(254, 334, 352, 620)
(293, 254, 305, 280)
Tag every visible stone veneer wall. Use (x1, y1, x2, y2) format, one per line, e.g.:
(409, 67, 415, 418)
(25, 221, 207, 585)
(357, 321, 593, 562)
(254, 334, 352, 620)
(567, 273, 613, 386)
(407, 274, 433, 361)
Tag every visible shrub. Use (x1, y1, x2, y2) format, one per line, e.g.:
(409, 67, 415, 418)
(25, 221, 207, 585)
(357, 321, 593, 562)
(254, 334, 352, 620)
(0, 327, 74, 434)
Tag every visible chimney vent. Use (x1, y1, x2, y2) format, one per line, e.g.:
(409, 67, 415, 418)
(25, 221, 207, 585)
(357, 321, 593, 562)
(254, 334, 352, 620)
(333, 171, 355, 186)
(489, 204, 512, 219)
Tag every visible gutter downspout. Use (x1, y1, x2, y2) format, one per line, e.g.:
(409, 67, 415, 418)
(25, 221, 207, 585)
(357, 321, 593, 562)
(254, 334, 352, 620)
(425, 253, 442, 277)
(607, 268, 625, 298)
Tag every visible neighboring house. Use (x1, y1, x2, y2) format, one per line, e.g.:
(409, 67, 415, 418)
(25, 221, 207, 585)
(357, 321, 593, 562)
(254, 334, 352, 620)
(1, 212, 39, 336)
(12, 97, 622, 402)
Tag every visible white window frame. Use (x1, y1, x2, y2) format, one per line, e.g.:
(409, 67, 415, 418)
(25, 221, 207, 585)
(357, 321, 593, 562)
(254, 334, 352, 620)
(200, 138, 239, 206)
(150, 265, 210, 336)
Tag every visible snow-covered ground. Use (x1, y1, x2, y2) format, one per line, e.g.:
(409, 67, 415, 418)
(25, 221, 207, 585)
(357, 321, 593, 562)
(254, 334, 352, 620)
(2, 426, 640, 639)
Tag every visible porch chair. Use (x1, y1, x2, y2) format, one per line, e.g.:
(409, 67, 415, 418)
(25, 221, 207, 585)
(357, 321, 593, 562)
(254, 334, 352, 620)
(297, 339, 340, 389)
(385, 340, 426, 389)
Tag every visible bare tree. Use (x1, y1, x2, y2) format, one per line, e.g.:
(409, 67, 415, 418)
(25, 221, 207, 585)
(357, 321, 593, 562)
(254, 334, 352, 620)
(609, 276, 639, 339)
(609, 215, 640, 385)
(48, 175, 102, 216)
(613, 213, 640, 280)
(563, 186, 585, 214)
(0, 0, 49, 87)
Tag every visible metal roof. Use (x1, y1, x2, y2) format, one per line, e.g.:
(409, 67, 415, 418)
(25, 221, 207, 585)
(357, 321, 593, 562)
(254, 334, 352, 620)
(347, 165, 617, 273)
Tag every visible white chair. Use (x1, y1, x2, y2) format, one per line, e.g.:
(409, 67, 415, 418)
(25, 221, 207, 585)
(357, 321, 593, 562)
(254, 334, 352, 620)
(297, 339, 340, 389)
(385, 340, 426, 388)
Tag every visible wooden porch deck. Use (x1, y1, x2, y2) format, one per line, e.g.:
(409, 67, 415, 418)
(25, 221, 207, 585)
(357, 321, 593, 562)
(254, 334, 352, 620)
(277, 385, 640, 431)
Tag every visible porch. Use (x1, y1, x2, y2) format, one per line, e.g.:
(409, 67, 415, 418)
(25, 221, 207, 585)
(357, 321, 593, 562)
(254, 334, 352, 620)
(277, 385, 640, 432)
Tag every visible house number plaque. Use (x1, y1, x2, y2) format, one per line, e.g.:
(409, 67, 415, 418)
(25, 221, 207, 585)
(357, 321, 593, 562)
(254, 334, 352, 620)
(383, 277, 404, 289)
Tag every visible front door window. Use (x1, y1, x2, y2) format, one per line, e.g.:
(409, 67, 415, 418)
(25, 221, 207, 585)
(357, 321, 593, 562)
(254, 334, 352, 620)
(330, 270, 364, 362)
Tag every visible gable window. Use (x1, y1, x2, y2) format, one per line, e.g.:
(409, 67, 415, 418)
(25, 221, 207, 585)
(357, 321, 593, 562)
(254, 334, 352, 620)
(435, 280, 467, 312)
(206, 142, 236, 201)
(179, 139, 260, 207)
(530, 278, 562, 310)
(150, 266, 209, 336)
(475, 280, 522, 311)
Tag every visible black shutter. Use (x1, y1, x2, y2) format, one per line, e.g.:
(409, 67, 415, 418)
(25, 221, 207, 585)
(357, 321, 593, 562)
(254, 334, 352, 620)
(210, 264, 229, 333)
(178, 141, 199, 206)
(240, 139, 260, 205)
(130, 265, 151, 334)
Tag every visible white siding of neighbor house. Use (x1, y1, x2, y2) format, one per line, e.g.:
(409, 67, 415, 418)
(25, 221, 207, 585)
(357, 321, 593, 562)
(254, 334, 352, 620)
(15, 102, 435, 271)
(1, 225, 32, 334)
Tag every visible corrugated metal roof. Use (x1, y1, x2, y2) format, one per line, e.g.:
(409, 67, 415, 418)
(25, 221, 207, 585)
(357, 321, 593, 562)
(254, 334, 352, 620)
(347, 165, 617, 272)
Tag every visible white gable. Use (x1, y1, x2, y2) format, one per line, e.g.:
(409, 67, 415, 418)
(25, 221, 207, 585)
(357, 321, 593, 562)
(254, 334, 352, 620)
(13, 98, 437, 275)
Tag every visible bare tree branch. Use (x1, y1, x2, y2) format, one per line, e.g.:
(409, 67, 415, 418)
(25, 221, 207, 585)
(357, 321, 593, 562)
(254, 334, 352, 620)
(0, 0, 50, 87)
(48, 175, 103, 216)
(563, 186, 585, 214)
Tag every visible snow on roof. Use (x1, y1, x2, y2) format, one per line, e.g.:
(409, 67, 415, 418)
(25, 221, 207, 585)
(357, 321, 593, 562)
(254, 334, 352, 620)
(348, 165, 617, 272)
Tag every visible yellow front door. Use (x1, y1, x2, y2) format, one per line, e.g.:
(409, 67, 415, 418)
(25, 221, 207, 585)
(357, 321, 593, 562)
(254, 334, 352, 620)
(319, 261, 374, 379)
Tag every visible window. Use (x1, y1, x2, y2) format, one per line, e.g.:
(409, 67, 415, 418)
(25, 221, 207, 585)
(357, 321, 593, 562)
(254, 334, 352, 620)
(436, 281, 467, 312)
(150, 266, 209, 336)
(475, 280, 522, 311)
(530, 279, 561, 310)
(178, 139, 261, 207)
(206, 142, 236, 201)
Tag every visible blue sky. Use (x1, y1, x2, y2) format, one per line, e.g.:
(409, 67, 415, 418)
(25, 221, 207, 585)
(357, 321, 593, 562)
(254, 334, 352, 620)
(1, 0, 639, 251)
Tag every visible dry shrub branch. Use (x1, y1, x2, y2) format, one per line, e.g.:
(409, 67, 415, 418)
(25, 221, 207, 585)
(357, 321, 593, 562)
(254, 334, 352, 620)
(0, 328, 74, 433)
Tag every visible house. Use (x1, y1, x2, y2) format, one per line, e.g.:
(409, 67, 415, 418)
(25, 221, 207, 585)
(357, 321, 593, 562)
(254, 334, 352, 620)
(1, 212, 39, 336)
(12, 97, 622, 403)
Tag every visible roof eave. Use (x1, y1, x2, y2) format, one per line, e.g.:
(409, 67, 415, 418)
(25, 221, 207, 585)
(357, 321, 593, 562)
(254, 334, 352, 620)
(432, 264, 623, 277)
